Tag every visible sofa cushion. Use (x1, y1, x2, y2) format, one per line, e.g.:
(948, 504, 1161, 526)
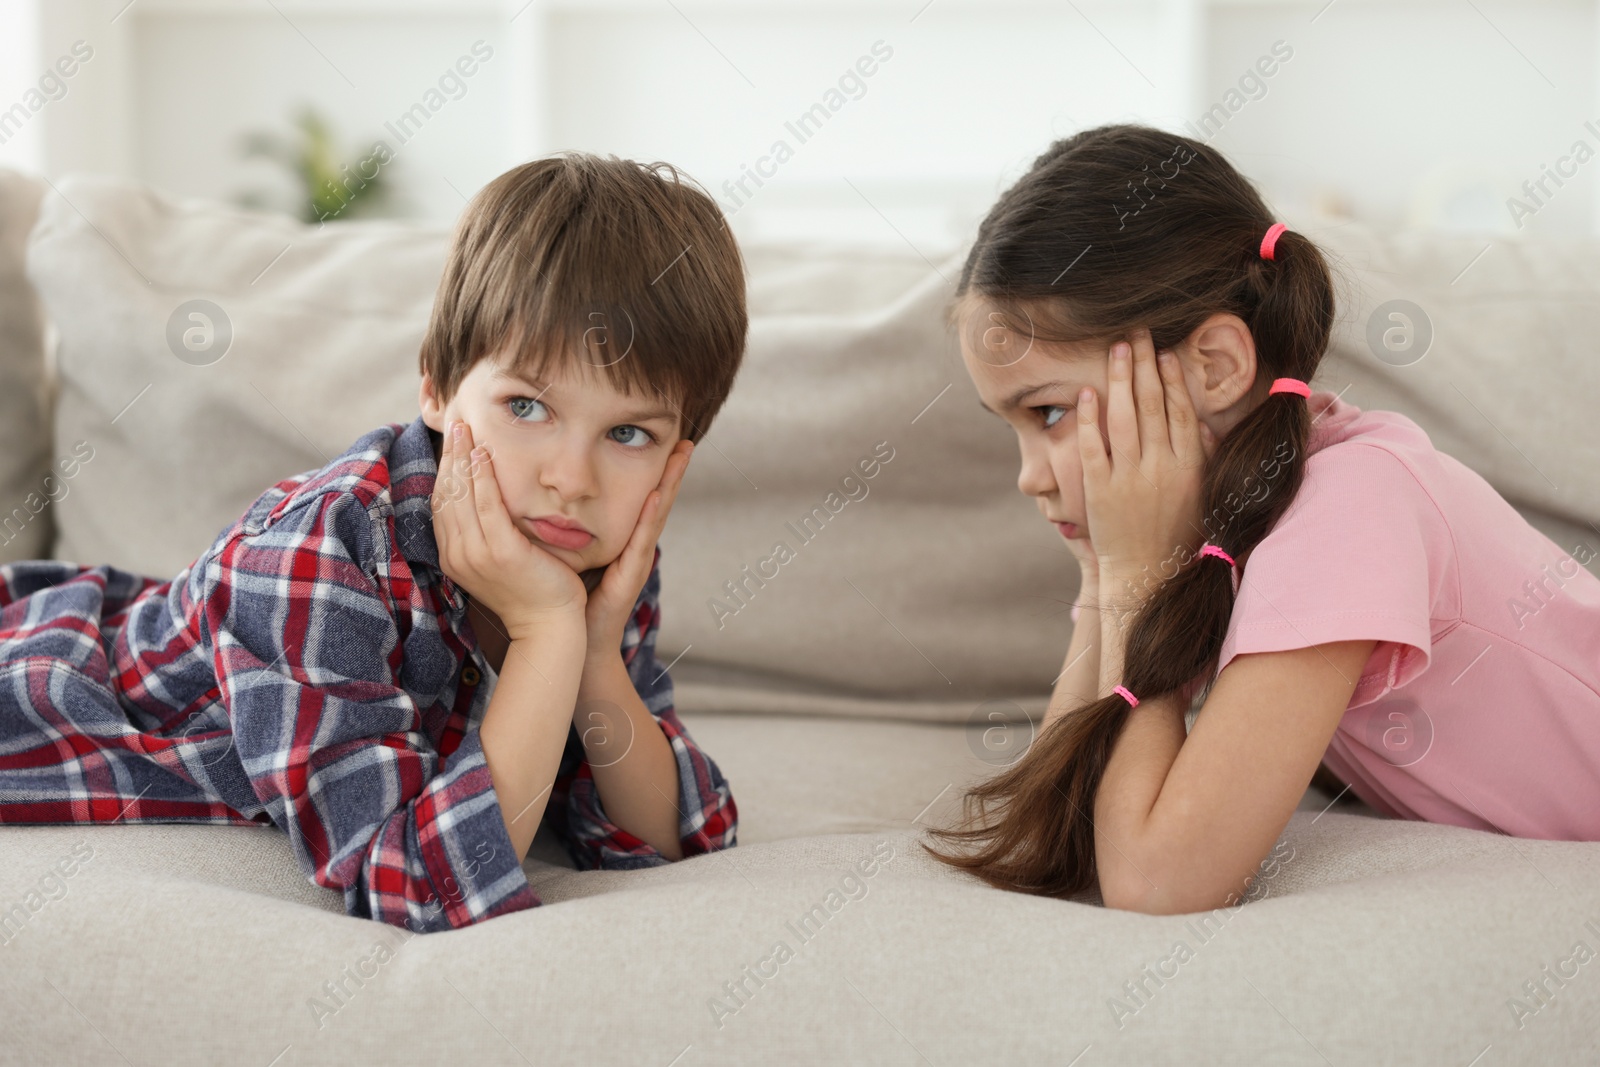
(1311, 218, 1600, 569)
(23, 176, 442, 583)
(1, 711, 1594, 1064)
(23, 173, 1080, 724)
(0, 169, 54, 564)
(22, 174, 1600, 732)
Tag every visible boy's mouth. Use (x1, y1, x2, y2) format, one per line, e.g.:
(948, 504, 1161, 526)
(528, 514, 594, 550)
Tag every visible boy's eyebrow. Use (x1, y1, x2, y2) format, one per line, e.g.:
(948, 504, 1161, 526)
(978, 380, 1074, 416)
(490, 367, 680, 424)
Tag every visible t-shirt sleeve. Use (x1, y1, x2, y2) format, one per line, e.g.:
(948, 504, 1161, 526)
(1215, 444, 1440, 708)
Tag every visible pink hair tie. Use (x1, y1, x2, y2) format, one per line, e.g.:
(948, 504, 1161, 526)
(1113, 685, 1139, 708)
(1259, 222, 1288, 260)
(1197, 543, 1236, 568)
(1269, 377, 1310, 398)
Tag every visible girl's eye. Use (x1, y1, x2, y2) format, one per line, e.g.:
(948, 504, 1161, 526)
(1036, 405, 1071, 429)
(610, 425, 655, 449)
(508, 396, 548, 422)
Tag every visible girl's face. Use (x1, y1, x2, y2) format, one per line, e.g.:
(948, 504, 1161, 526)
(956, 303, 1244, 543)
(958, 314, 1108, 541)
(419, 350, 683, 572)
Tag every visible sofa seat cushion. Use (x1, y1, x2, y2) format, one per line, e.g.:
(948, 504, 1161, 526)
(1, 709, 1594, 1064)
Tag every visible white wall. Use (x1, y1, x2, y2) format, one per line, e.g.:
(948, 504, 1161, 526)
(0, 0, 43, 173)
(13, 0, 1600, 248)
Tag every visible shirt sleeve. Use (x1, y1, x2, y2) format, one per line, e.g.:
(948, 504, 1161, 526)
(204, 491, 537, 933)
(1215, 443, 1441, 708)
(545, 545, 739, 869)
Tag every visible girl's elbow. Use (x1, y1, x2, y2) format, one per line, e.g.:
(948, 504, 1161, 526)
(1102, 873, 1237, 916)
(1097, 838, 1169, 913)
(1098, 861, 1160, 913)
(1099, 881, 1145, 913)
(1101, 877, 1171, 915)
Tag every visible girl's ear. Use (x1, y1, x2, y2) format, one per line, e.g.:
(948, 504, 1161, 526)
(1184, 312, 1259, 428)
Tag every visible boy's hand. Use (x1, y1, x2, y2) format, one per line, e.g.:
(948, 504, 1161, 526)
(584, 439, 694, 659)
(432, 419, 588, 640)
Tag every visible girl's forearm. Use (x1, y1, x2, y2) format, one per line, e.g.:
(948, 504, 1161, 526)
(1092, 572, 1187, 907)
(478, 619, 589, 862)
(574, 652, 684, 859)
(1095, 575, 1142, 697)
(1042, 579, 1102, 732)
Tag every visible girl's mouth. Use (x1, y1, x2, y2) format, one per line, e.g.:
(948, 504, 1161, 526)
(1055, 521, 1079, 539)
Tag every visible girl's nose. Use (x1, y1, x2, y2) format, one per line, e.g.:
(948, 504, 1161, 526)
(1017, 444, 1056, 498)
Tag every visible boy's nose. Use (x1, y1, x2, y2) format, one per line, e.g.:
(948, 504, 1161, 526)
(537, 442, 600, 501)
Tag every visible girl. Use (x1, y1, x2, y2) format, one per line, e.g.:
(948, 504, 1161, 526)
(924, 123, 1600, 915)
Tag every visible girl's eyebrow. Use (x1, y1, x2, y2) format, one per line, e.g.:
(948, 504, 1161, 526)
(978, 380, 1074, 416)
(491, 368, 679, 424)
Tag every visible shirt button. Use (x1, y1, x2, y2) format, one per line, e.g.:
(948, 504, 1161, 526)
(460, 664, 482, 687)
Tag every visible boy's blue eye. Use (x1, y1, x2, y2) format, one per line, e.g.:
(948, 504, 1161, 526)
(508, 396, 548, 422)
(610, 425, 653, 449)
(507, 396, 655, 449)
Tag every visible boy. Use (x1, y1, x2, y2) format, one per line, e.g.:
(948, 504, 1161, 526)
(0, 153, 746, 934)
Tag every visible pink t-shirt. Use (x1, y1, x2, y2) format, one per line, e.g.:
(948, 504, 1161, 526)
(1214, 389, 1600, 841)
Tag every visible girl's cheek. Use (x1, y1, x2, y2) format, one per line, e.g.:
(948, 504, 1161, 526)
(1046, 443, 1076, 492)
(1056, 458, 1085, 504)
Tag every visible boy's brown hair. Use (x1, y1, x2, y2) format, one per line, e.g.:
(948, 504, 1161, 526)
(419, 153, 747, 444)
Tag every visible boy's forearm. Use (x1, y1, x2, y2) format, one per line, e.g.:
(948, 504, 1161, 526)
(575, 651, 684, 859)
(1042, 577, 1102, 732)
(478, 619, 589, 862)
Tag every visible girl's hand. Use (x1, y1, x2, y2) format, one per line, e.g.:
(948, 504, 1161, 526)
(1063, 529, 1101, 578)
(1078, 327, 1218, 600)
(432, 419, 588, 640)
(1065, 535, 1100, 622)
(583, 439, 694, 659)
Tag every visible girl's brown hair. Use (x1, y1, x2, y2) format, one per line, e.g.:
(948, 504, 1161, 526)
(419, 153, 747, 444)
(922, 123, 1339, 899)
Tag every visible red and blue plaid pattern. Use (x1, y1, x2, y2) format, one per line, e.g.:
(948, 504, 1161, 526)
(0, 417, 737, 933)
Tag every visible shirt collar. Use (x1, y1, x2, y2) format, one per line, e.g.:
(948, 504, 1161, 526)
(387, 415, 464, 610)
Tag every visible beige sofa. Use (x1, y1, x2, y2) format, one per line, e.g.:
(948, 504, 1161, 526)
(1, 168, 1597, 1065)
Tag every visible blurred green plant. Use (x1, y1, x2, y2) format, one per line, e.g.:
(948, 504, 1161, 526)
(236, 105, 396, 223)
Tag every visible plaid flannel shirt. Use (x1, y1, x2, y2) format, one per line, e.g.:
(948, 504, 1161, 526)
(0, 416, 737, 933)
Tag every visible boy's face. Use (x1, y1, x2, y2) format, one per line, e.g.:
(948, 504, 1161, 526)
(419, 350, 684, 572)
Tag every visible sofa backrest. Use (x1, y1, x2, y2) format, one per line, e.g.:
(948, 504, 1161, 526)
(8, 171, 1599, 724)
(0, 169, 53, 564)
